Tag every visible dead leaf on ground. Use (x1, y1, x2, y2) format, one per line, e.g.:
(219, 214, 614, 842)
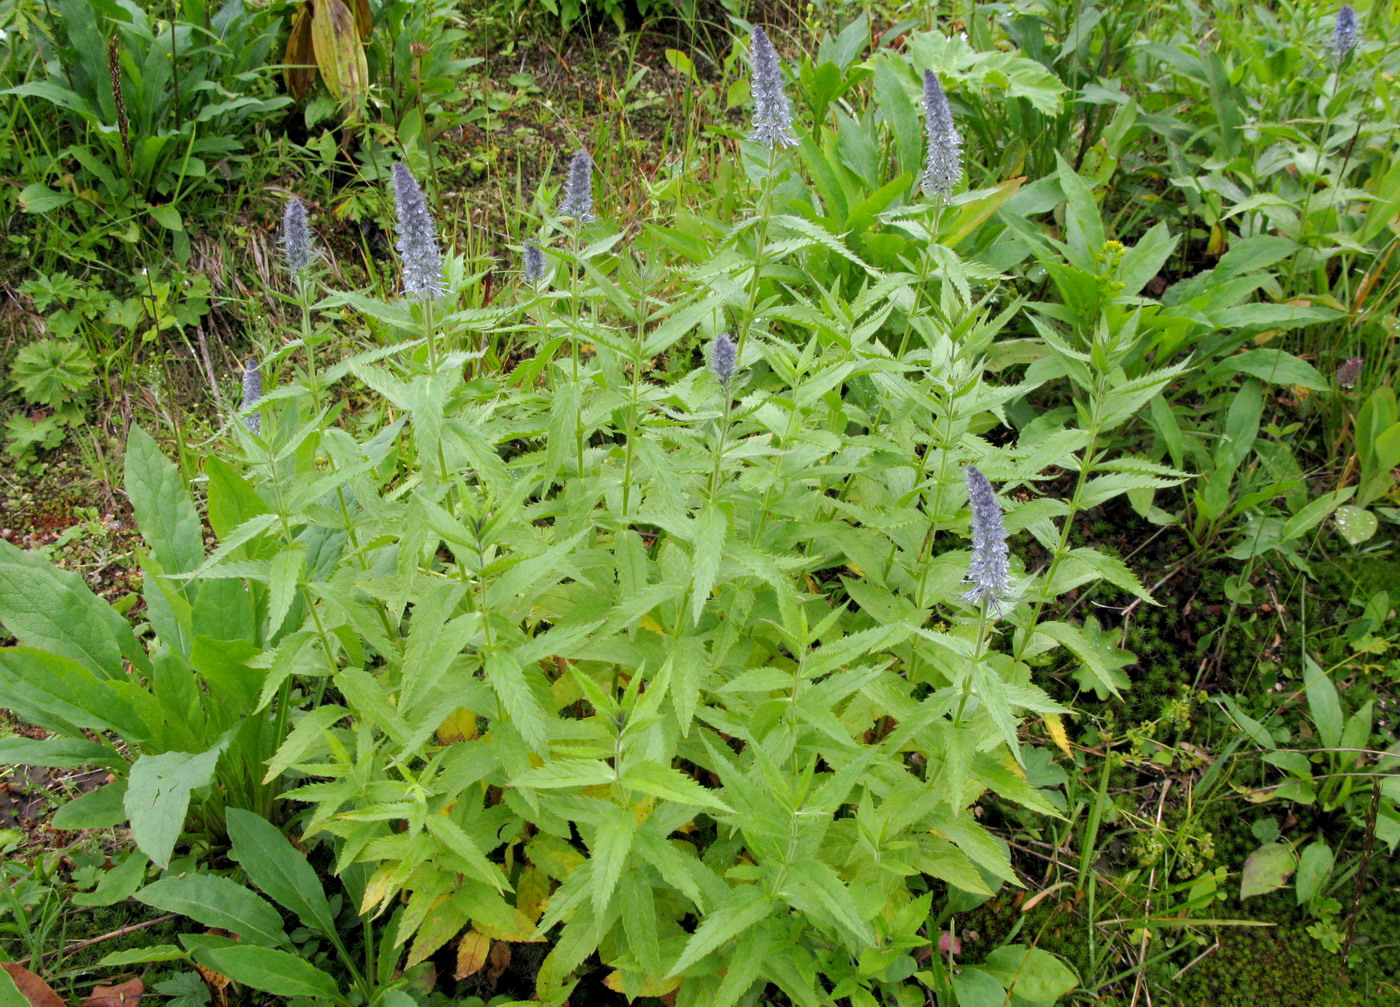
(1, 963, 66, 1007)
(81, 977, 143, 1007)
(486, 940, 511, 986)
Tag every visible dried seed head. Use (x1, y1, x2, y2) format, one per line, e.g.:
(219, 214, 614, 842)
(560, 149, 596, 222)
(523, 240, 546, 284)
(922, 70, 962, 198)
(1335, 356, 1363, 388)
(710, 333, 736, 392)
(390, 161, 446, 300)
(961, 465, 1013, 615)
(1330, 6, 1359, 61)
(241, 357, 263, 435)
(281, 197, 314, 275)
(749, 27, 798, 148)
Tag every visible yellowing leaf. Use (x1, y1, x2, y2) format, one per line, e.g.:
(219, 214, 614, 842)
(435, 707, 478, 744)
(1044, 713, 1072, 758)
(359, 863, 399, 917)
(474, 906, 542, 942)
(638, 614, 668, 636)
(454, 930, 490, 980)
(515, 866, 550, 924)
(309, 0, 368, 107)
(602, 971, 680, 997)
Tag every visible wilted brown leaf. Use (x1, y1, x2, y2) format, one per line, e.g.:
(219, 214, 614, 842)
(486, 940, 510, 987)
(1, 963, 66, 1007)
(81, 977, 143, 1007)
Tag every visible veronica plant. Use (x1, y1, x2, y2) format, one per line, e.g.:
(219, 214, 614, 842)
(921, 69, 962, 200)
(241, 356, 264, 435)
(558, 147, 598, 476)
(737, 26, 800, 354)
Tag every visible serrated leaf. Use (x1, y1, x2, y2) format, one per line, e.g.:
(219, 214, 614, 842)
(589, 803, 636, 923)
(1035, 618, 1132, 699)
(511, 759, 617, 790)
(485, 649, 551, 753)
(263, 705, 346, 783)
(621, 762, 732, 811)
(424, 814, 510, 893)
(266, 546, 304, 638)
(669, 885, 774, 977)
(690, 505, 727, 624)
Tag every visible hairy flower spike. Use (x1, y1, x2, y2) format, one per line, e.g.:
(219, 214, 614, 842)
(281, 197, 313, 275)
(241, 357, 263, 435)
(1330, 6, 1359, 61)
(390, 162, 446, 300)
(1335, 356, 1363, 388)
(710, 333, 736, 392)
(522, 240, 545, 284)
(560, 150, 596, 222)
(749, 27, 798, 148)
(961, 465, 1013, 615)
(922, 70, 962, 198)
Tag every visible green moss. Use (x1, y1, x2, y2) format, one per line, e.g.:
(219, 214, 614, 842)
(1165, 922, 1400, 1007)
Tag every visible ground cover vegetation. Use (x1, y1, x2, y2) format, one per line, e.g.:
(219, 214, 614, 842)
(0, 0, 1396, 1004)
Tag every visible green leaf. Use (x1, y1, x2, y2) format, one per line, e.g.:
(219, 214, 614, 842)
(0, 735, 122, 769)
(1295, 841, 1334, 906)
(689, 505, 727, 624)
(1034, 619, 1132, 699)
(94, 945, 188, 967)
(1302, 656, 1343, 751)
(263, 705, 347, 783)
(669, 885, 775, 977)
(0, 539, 151, 678)
(589, 803, 636, 923)
(266, 546, 305, 638)
(206, 456, 271, 540)
(1240, 842, 1296, 899)
(951, 967, 1008, 1007)
(914, 836, 991, 896)
(982, 945, 1078, 1002)
(511, 759, 617, 790)
(1333, 505, 1378, 545)
(0, 647, 150, 742)
(72, 850, 148, 907)
(18, 183, 74, 213)
(184, 938, 341, 1000)
(1211, 348, 1329, 390)
(125, 425, 204, 575)
(125, 740, 229, 868)
(138, 874, 289, 947)
(148, 203, 184, 231)
(53, 780, 129, 830)
(783, 859, 872, 944)
(0, 967, 29, 1007)
(621, 762, 733, 812)
(423, 814, 510, 894)
(226, 808, 339, 937)
(485, 649, 551, 753)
